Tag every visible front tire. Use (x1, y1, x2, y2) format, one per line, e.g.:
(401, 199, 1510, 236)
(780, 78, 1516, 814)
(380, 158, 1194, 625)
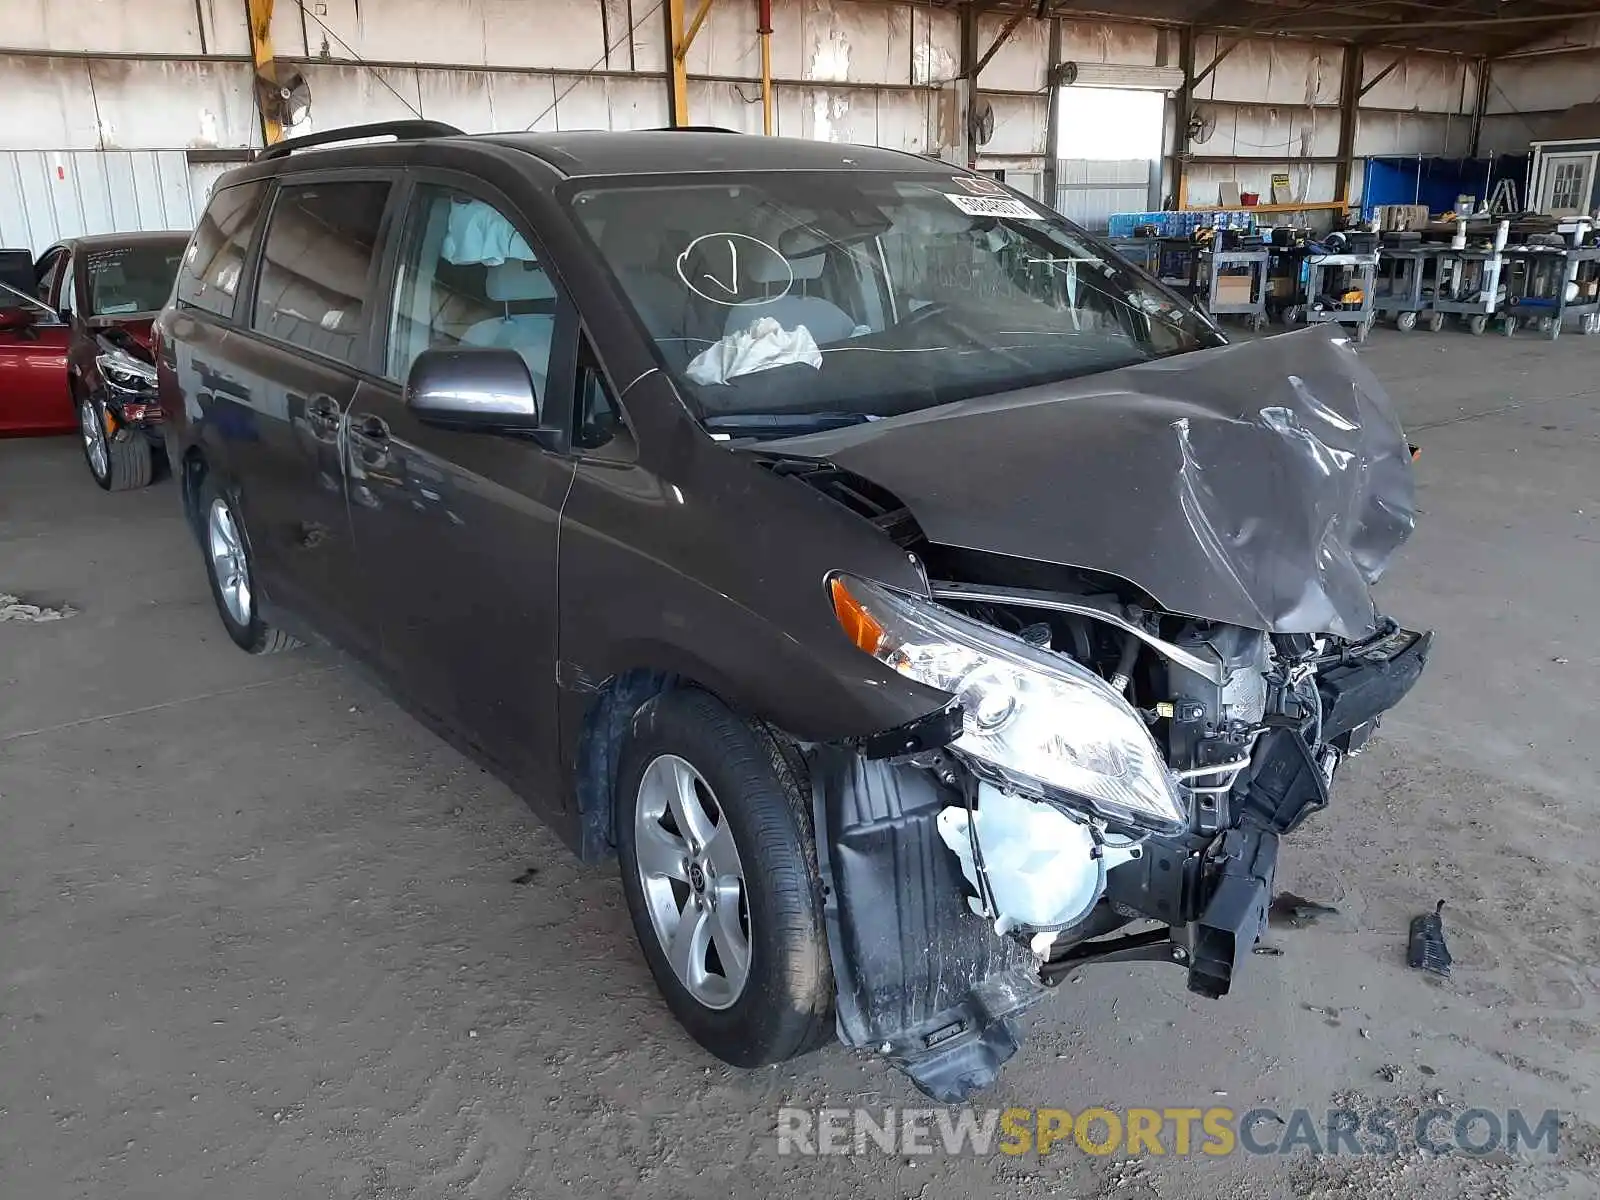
(78, 393, 152, 492)
(198, 478, 300, 655)
(615, 688, 833, 1068)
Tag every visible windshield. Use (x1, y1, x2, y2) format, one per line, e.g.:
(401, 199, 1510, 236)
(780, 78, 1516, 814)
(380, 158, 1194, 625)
(85, 243, 185, 316)
(569, 172, 1222, 431)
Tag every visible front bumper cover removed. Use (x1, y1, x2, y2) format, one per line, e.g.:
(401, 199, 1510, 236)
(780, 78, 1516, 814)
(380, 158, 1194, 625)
(810, 626, 1431, 1101)
(809, 750, 1287, 1103)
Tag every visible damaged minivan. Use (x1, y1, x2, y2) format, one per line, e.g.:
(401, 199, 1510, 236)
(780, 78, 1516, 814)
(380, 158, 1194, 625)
(158, 123, 1428, 1100)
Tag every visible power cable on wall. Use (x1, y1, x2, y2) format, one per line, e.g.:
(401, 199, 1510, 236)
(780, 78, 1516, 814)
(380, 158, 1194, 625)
(293, 0, 425, 120)
(525, 0, 666, 130)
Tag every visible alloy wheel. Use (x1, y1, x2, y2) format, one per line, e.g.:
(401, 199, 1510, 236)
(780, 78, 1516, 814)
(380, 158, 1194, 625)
(207, 498, 252, 627)
(633, 754, 751, 1010)
(79, 398, 108, 480)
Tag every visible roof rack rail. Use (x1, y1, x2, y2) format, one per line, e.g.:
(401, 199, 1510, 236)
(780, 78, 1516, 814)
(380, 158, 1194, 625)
(647, 125, 742, 134)
(256, 120, 464, 162)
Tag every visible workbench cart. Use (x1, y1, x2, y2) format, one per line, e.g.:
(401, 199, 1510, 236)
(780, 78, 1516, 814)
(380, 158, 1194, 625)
(1373, 246, 1437, 332)
(1282, 252, 1380, 343)
(1429, 246, 1506, 336)
(1198, 248, 1270, 331)
(1500, 245, 1600, 339)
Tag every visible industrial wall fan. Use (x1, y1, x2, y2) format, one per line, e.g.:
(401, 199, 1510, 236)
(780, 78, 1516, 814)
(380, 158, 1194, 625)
(257, 63, 313, 131)
(1187, 106, 1218, 146)
(969, 98, 996, 148)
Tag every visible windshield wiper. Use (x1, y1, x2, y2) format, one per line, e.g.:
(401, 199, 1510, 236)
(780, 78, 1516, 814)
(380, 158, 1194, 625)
(704, 412, 874, 438)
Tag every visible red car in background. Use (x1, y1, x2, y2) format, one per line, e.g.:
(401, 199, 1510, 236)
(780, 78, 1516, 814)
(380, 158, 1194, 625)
(1, 232, 189, 490)
(0, 279, 72, 437)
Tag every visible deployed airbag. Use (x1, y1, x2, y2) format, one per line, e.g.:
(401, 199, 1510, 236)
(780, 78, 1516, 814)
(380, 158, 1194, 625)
(687, 317, 822, 385)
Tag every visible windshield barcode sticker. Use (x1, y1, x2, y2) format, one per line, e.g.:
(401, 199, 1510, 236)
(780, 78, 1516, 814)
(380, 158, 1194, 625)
(943, 193, 1042, 219)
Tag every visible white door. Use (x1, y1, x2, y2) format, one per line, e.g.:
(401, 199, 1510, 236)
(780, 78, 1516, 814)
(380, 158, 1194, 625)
(1540, 151, 1597, 218)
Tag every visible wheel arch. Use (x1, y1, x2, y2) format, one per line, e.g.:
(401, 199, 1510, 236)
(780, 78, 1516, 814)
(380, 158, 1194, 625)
(572, 666, 684, 864)
(570, 658, 819, 865)
(179, 444, 210, 542)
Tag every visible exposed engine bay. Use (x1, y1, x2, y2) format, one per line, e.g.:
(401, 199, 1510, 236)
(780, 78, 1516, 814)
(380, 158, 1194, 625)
(808, 567, 1429, 1102)
(751, 326, 1431, 1101)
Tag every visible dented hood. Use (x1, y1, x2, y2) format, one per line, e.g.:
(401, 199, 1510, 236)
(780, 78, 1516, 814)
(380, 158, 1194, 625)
(87, 315, 156, 353)
(759, 326, 1416, 639)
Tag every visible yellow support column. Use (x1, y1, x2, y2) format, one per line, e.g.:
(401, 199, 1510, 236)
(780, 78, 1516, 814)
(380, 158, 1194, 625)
(667, 0, 689, 128)
(668, 0, 716, 128)
(246, 0, 283, 145)
(758, 0, 773, 135)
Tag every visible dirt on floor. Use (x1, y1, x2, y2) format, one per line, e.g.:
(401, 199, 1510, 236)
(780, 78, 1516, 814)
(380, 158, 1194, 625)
(3, 327, 1600, 1200)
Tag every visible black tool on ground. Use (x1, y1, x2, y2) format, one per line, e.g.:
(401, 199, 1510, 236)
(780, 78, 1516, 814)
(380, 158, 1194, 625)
(1407, 900, 1453, 977)
(1267, 891, 1340, 927)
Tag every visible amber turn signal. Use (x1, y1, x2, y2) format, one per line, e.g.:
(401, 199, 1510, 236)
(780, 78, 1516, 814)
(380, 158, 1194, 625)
(830, 576, 884, 655)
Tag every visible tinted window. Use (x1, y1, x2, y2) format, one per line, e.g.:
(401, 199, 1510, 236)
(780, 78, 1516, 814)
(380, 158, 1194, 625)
(177, 181, 268, 318)
(385, 185, 557, 408)
(85, 243, 186, 316)
(254, 179, 391, 364)
(0, 280, 61, 324)
(34, 250, 65, 304)
(574, 342, 623, 452)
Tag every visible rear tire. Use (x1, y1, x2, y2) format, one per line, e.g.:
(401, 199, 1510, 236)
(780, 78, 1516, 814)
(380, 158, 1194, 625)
(615, 688, 833, 1068)
(198, 477, 300, 655)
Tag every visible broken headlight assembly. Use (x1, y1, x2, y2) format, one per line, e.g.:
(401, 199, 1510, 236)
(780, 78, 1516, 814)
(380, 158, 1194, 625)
(96, 347, 157, 394)
(830, 575, 1186, 835)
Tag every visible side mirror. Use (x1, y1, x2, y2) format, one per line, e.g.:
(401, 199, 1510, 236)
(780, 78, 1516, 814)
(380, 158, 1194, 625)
(0, 305, 38, 333)
(405, 346, 563, 448)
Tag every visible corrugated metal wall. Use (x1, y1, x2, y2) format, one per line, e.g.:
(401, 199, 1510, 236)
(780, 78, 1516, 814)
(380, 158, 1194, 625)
(0, 151, 219, 252)
(1055, 160, 1153, 231)
(1481, 35, 1600, 156)
(3, 0, 1597, 241)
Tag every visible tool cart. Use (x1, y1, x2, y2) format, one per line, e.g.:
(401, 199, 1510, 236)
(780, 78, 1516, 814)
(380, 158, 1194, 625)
(1373, 245, 1437, 332)
(1500, 242, 1600, 339)
(1282, 251, 1380, 343)
(1109, 238, 1158, 274)
(1430, 246, 1507, 335)
(1155, 237, 1203, 304)
(1198, 246, 1270, 331)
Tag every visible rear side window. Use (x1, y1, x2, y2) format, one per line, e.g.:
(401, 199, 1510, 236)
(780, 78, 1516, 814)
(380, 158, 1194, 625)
(253, 180, 391, 365)
(176, 181, 268, 318)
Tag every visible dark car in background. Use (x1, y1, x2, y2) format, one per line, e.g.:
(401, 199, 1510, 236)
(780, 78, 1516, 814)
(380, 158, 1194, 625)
(8, 232, 189, 487)
(157, 122, 1429, 1100)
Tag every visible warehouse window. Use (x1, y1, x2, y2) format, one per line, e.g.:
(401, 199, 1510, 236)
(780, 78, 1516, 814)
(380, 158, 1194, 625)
(176, 181, 268, 320)
(252, 180, 391, 364)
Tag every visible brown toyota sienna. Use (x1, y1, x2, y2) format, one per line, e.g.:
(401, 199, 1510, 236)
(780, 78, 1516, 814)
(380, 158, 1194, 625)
(157, 121, 1429, 1101)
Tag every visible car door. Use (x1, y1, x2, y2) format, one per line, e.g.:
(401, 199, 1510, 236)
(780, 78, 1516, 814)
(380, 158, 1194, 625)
(346, 172, 576, 789)
(0, 280, 73, 435)
(225, 172, 397, 657)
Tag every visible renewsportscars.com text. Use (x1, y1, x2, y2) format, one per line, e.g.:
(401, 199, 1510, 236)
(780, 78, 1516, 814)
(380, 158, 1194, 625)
(776, 1105, 1562, 1158)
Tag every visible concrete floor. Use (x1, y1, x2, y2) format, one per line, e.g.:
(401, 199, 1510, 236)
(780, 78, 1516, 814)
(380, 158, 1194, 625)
(3, 327, 1600, 1200)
